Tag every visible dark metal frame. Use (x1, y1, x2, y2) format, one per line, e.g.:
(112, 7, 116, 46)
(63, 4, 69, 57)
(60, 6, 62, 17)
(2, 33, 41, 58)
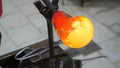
(34, 0, 59, 58)
(34, 0, 81, 68)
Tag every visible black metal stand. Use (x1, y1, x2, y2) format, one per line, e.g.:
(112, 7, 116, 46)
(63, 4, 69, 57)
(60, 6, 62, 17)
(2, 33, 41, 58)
(46, 19, 55, 58)
(34, 0, 59, 58)
(34, 0, 81, 68)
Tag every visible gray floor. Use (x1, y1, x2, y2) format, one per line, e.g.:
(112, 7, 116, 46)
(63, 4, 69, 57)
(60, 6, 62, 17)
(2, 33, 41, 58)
(0, 0, 120, 68)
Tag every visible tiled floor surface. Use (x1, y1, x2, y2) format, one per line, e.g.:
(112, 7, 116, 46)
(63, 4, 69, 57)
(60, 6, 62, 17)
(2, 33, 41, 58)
(0, 0, 120, 68)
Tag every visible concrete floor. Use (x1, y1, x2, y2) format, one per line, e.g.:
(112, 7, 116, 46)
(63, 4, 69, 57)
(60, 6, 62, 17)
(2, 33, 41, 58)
(0, 0, 120, 68)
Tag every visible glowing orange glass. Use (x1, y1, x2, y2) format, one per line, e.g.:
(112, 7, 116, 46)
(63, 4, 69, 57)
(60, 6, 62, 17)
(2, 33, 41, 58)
(52, 11, 94, 48)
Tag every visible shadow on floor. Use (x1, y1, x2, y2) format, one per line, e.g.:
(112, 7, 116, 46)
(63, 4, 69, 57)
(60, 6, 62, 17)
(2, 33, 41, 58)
(64, 41, 101, 57)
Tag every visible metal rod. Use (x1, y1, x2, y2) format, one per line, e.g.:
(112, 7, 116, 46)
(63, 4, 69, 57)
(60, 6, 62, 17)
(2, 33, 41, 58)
(52, 0, 59, 4)
(42, 0, 56, 12)
(34, 1, 44, 11)
(73, 60, 81, 68)
(34, 1, 55, 58)
(47, 19, 55, 58)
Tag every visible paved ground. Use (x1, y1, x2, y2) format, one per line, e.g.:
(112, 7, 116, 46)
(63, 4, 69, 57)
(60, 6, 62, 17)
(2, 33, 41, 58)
(0, 0, 120, 68)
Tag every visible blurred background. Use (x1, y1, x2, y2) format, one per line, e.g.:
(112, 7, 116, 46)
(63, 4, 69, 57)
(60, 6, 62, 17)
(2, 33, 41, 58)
(0, 0, 120, 68)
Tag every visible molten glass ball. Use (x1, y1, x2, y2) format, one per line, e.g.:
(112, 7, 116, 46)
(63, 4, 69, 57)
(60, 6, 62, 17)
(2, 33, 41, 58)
(52, 11, 94, 48)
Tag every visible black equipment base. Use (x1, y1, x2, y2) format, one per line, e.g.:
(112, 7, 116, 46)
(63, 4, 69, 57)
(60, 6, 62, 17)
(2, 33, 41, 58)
(0, 39, 81, 68)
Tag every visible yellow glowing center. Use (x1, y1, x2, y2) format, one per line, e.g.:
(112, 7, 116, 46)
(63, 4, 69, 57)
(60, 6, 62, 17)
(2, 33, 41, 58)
(62, 17, 94, 48)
